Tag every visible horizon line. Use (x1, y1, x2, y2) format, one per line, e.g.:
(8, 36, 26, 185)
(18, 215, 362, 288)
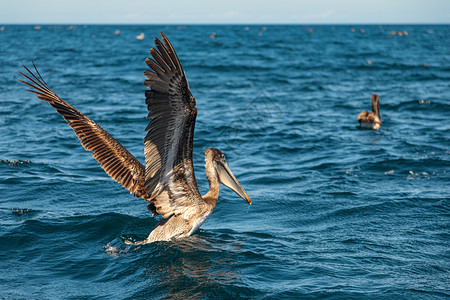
(2, 22, 449, 26)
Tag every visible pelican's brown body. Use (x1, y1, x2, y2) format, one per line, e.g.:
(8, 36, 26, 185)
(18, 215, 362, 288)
(137, 148, 250, 244)
(19, 33, 251, 245)
(357, 94, 382, 130)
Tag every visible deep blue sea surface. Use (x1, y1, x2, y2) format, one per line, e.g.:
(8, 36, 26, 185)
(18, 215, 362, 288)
(0, 25, 449, 299)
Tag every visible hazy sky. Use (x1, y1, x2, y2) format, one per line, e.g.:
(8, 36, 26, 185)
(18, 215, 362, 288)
(1, 0, 449, 24)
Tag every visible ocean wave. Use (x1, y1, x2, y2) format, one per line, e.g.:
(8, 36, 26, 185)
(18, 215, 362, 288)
(0, 159, 31, 166)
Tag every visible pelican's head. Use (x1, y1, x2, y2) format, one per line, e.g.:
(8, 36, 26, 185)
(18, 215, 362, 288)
(372, 94, 380, 104)
(204, 148, 252, 205)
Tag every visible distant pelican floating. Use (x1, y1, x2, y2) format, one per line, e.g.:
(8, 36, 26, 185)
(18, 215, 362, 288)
(136, 32, 145, 40)
(19, 32, 252, 244)
(388, 30, 409, 39)
(357, 94, 382, 130)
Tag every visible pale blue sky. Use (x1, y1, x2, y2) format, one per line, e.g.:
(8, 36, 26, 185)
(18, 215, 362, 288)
(1, 0, 449, 24)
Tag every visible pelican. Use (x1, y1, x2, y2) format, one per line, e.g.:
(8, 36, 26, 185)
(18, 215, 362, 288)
(357, 94, 382, 130)
(19, 32, 252, 244)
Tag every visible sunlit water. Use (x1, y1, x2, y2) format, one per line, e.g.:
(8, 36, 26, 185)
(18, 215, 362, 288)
(1, 25, 449, 298)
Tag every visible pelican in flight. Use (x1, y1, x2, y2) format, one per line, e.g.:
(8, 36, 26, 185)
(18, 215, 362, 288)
(357, 94, 382, 130)
(19, 32, 252, 244)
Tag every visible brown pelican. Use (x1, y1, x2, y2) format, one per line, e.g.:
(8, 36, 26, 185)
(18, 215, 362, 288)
(18, 32, 252, 244)
(357, 94, 382, 130)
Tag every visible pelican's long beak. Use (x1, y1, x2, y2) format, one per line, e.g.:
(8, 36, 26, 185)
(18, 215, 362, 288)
(216, 161, 252, 205)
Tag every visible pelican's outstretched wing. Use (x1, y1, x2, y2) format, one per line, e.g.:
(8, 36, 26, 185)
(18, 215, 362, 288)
(18, 64, 147, 198)
(144, 32, 202, 219)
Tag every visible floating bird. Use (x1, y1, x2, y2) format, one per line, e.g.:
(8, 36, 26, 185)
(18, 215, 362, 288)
(18, 32, 252, 244)
(357, 94, 382, 130)
(388, 30, 409, 39)
(136, 32, 145, 40)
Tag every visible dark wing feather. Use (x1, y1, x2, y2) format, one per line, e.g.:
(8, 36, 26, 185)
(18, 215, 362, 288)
(357, 110, 369, 122)
(144, 32, 202, 219)
(18, 63, 147, 198)
(357, 111, 377, 123)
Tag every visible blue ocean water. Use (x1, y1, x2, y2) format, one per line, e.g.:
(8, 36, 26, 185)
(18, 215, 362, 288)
(0, 24, 449, 299)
